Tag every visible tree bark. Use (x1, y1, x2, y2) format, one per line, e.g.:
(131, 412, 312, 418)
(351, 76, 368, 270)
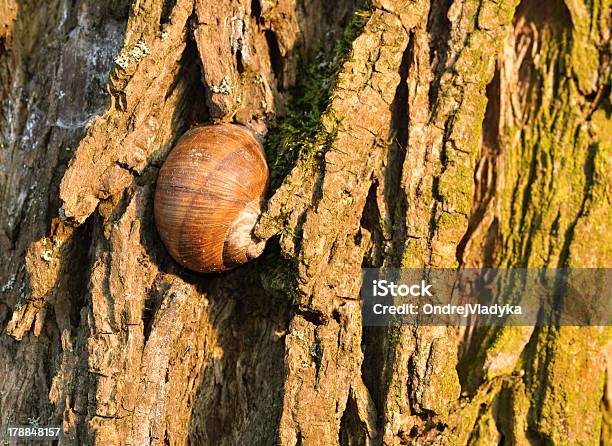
(0, 0, 609, 445)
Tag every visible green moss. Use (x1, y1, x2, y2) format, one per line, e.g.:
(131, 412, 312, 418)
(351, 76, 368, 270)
(526, 327, 608, 444)
(264, 6, 372, 190)
(436, 211, 467, 233)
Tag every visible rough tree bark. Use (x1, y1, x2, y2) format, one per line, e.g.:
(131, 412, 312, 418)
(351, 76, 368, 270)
(0, 0, 610, 445)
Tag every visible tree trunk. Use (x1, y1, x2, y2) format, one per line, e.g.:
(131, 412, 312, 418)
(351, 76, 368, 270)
(0, 0, 609, 444)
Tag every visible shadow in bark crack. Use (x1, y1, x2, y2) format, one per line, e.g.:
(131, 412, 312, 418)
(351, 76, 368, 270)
(187, 265, 291, 444)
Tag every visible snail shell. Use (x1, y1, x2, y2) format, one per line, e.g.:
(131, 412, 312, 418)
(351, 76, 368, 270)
(154, 124, 269, 273)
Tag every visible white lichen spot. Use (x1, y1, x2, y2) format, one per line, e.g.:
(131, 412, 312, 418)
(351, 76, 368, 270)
(230, 15, 250, 63)
(41, 250, 53, 262)
(161, 31, 169, 42)
(2, 274, 16, 292)
(20, 107, 43, 151)
(210, 76, 232, 95)
(114, 53, 130, 70)
(130, 40, 151, 60)
(114, 39, 151, 71)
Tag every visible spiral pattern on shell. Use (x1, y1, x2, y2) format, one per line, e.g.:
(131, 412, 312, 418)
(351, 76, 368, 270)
(154, 124, 269, 273)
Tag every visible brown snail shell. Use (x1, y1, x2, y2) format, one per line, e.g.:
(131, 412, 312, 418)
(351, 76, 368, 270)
(154, 124, 268, 273)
